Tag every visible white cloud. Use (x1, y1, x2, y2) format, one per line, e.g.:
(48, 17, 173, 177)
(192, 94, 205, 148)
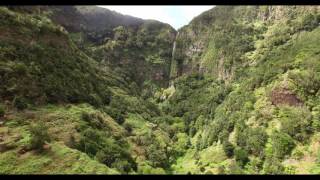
(98, 6, 215, 29)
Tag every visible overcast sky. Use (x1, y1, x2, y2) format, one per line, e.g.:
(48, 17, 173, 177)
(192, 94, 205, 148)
(98, 6, 215, 30)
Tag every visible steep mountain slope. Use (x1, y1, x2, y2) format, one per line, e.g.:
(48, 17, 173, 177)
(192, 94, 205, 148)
(165, 6, 320, 174)
(0, 6, 181, 174)
(47, 6, 176, 90)
(0, 5, 320, 175)
(8, 6, 176, 90)
(0, 7, 121, 107)
(171, 6, 319, 80)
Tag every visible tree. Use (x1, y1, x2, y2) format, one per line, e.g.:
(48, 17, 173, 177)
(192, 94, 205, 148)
(279, 107, 312, 142)
(146, 143, 169, 169)
(245, 157, 263, 174)
(300, 14, 319, 31)
(13, 96, 28, 110)
(196, 134, 202, 151)
(246, 128, 268, 156)
(234, 147, 249, 167)
(263, 157, 285, 174)
(123, 122, 133, 134)
(104, 107, 125, 125)
(223, 141, 234, 158)
(111, 160, 134, 174)
(77, 128, 103, 157)
(77, 128, 136, 173)
(271, 131, 295, 159)
(189, 126, 197, 137)
(113, 26, 128, 41)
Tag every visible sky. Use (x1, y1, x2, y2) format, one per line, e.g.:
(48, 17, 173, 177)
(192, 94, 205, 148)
(98, 6, 215, 30)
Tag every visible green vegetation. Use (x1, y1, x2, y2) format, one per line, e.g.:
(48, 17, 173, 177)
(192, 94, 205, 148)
(29, 122, 51, 152)
(13, 96, 28, 110)
(0, 5, 319, 174)
(0, 104, 4, 118)
(169, 5, 320, 174)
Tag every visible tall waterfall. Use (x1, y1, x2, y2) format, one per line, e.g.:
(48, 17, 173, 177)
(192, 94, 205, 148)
(169, 32, 179, 86)
(171, 41, 177, 61)
(171, 31, 179, 62)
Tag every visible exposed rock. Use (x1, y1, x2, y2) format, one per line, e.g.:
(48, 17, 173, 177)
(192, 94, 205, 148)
(43, 144, 51, 151)
(271, 88, 303, 107)
(18, 146, 29, 155)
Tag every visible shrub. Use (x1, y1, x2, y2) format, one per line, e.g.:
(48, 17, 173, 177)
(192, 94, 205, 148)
(188, 125, 197, 137)
(0, 104, 5, 118)
(300, 14, 319, 31)
(234, 147, 249, 167)
(111, 160, 137, 174)
(104, 107, 125, 125)
(200, 166, 206, 173)
(81, 112, 105, 129)
(95, 143, 136, 173)
(77, 128, 136, 173)
(196, 134, 202, 151)
(123, 122, 133, 134)
(146, 143, 169, 169)
(87, 93, 103, 107)
(95, 145, 122, 167)
(245, 157, 263, 174)
(228, 160, 243, 174)
(81, 112, 91, 122)
(223, 141, 234, 158)
(13, 63, 28, 76)
(246, 128, 268, 156)
(317, 149, 320, 164)
(263, 157, 285, 174)
(271, 131, 295, 159)
(67, 134, 77, 148)
(29, 122, 51, 152)
(216, 166, 225, 174)
(13, 96, 28, 110)
(100, 89, 112, 105)
(77, 128, 102, 157)
(279, 107, 312, 142)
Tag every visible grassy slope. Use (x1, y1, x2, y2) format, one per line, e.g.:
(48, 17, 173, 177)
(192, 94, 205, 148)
(0, 104, 120, 174)
(0, 7, 130, 106)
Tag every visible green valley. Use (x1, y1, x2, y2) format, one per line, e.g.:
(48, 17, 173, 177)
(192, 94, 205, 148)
(0, 5, 320, 174)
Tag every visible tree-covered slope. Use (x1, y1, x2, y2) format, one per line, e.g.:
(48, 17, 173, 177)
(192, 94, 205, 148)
(47, 6, 177, 89)
(0, 6, 181, 174)
(8, 5, 177, 90)
(171, 6, 319, 81)
(0, 7, 125, 107)
(164, 5, 320, 174)
(1, 5, 320, 175)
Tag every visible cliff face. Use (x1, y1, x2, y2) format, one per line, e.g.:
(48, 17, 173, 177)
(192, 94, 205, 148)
(171, 6, 320, 82)
(46, 6, 177, 88)
(8, 6, 177, 89)
(164, 5, 320, 174)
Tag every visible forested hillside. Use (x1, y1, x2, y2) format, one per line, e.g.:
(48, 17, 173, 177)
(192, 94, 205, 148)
(0, 5, 320, 174)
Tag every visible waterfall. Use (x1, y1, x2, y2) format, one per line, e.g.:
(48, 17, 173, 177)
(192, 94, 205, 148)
(171, 32, 179, 62)
(171, 41, 176, 61)
(169, 32, 179, 86)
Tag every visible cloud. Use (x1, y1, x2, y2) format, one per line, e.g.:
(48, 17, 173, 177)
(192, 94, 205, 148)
(98, 6, 215, 29)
